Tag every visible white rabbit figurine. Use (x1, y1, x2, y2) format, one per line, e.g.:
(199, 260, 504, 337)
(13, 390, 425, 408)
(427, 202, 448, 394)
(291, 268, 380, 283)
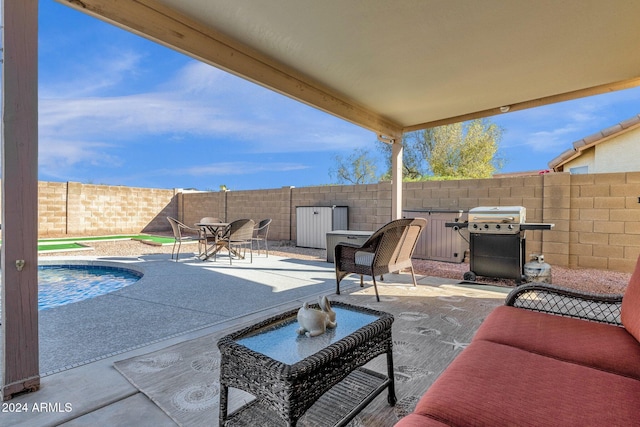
(297, 296, 337, 337)
(318, 295, 336, 325)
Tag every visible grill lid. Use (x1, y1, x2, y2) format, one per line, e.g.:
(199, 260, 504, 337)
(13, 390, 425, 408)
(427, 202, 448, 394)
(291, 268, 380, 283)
(469, 206, 526, 224)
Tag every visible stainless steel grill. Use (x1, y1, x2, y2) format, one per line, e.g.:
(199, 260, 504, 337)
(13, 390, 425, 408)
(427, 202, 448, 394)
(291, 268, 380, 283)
(447, 206, 554, 283)
(468, 206, 525, 234)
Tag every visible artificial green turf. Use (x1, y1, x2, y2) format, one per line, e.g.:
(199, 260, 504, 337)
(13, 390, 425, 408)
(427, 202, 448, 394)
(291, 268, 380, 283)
(1, 234, 177, 252)
(38, 234, 175, 244)
(131, 235, 176, 244)
(38, 235, 144, 243)
(37, 243, 90, 252)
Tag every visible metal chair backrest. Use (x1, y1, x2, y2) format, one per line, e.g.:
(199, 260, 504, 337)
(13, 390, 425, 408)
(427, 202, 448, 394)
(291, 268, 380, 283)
(167, 216, 188, 239)
(200, 217, 221, 223)
(226, 219, 255, 242)
(254, 218, 272, 239)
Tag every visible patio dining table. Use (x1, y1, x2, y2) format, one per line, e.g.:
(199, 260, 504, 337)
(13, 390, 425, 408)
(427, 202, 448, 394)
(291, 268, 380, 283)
(195, 221, 229, 260)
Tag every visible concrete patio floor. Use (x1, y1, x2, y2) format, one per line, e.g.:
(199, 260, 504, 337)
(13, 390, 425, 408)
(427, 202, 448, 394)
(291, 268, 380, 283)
(1, 250, 462, 426)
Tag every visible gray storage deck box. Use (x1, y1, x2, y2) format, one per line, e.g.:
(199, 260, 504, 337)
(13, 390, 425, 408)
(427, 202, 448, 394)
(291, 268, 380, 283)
(296, 206, 348, 249)
(403, 209, 468, 263)
(326, 230, 374, 263)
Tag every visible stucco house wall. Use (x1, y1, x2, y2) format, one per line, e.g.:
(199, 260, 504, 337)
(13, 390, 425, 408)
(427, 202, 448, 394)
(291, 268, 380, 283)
(550, 114, 640, 174)
(562, 149, 595, 174)
(561, 128, 640, 174)
(594, 129, 640, 173)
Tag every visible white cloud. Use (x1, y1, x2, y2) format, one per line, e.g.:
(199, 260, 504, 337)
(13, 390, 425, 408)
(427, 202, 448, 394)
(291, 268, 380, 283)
(166, 61, 231, 95)
(39, 59, 373, 157)
(163, 62, 374, 151)
(40, 49, 145, 98)
(39, 94, 241, 139)
(120, 162, 310, 180)
(496, 86, 640, 153)
(179, 162, 309, 176)
(39, 139, 123, 179)
(523, 125, 582, 152)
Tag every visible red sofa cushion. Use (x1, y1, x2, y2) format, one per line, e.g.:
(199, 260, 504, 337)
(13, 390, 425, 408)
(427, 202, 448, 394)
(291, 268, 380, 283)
(398, 340, 640, 426)
(473, 305, 640, 379)
(622, 254, 640, 342)
(392, 414, 450, 426)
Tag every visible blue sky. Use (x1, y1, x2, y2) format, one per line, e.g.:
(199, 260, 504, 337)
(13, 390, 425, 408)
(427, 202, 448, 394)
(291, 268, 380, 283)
(31, 1, 640, 190)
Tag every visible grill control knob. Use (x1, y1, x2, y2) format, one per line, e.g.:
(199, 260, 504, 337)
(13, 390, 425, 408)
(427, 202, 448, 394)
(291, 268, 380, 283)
(508, 224, 514, 230)
(483, 224, 489, 229)
(472, 224, 478, 229)
(496, 224, 501, 229)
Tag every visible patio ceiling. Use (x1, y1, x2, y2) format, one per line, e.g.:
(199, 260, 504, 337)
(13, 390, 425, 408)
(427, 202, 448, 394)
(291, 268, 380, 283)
(59, 0, 640, 138)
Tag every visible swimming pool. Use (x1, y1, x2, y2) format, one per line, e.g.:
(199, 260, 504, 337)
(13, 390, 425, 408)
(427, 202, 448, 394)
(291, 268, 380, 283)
(38, 264, 143, 310)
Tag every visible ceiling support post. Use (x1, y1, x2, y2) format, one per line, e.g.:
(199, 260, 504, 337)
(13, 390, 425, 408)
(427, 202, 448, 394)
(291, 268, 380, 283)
(1, 0, 41, 400)
(391, 138, 403, 220)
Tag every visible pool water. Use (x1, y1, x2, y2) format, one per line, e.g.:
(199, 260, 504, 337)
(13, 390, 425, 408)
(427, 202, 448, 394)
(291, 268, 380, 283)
(38, 265, 143, 310)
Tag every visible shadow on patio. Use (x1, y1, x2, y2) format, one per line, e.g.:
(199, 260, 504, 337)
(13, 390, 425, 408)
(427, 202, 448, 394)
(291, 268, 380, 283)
(0, 250, 509, 426)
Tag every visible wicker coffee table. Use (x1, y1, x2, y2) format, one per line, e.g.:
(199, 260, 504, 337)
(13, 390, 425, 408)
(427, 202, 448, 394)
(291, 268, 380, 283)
(217, 301, 396, 426)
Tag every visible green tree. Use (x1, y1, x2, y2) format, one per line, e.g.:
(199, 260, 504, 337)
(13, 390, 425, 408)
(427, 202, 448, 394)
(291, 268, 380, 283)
(329, 147, 379, 184)
(423, 119, 504, 178)
(380, 118, 504, 180)
(378, 132, 426, 180)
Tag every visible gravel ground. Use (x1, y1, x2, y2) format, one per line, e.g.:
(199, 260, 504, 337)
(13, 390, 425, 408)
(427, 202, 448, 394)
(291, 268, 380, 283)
(40, 238, 630, 295)
(409, 258, 630, 295)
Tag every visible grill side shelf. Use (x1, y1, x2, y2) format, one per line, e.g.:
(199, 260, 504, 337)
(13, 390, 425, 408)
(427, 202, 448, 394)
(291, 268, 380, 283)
(520, 223, 554, 230)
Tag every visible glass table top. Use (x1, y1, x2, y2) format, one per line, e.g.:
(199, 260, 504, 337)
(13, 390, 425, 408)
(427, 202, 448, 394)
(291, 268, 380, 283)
(236, 306, 379, 365)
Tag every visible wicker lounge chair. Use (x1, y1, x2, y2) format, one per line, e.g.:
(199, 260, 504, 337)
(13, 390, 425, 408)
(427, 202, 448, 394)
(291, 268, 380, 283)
(214, 219, 255, 264)
(252, 218, 272, 257)
(167, 216, 203, 260)
(335, 218, 427, 301)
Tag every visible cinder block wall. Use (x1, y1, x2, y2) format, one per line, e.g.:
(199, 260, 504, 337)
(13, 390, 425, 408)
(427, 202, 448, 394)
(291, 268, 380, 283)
(226, 188, 293, 241)
(36, 181, 178, 237)
(180, 191, 226, 227)
(176, 172, 640, 272)
(567, 172, 640, 272)
(9, 173, 639, 273)
(179, 188, 293, 241)
(179, 184, 392, 242)
(400, 175, 548, 262)
(400, 172, 640, 272)
(38, 181, 68, 235)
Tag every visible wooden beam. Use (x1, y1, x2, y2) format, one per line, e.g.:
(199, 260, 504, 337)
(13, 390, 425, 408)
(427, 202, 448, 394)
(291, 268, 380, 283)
(57, 0, 403, 139)
(403, 76, 640, 132)
(2, 0, 41, 399)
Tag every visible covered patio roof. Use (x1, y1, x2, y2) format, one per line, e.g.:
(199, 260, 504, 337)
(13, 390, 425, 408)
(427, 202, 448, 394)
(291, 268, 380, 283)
(59, 0, 640, 137)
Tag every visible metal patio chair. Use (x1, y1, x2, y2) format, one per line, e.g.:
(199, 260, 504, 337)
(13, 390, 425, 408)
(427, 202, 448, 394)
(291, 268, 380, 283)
(167, 216, 204, 261)
(334, 217, 427, 301)
(214, 219, 256, 264)
(252, 218, 272, 257)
